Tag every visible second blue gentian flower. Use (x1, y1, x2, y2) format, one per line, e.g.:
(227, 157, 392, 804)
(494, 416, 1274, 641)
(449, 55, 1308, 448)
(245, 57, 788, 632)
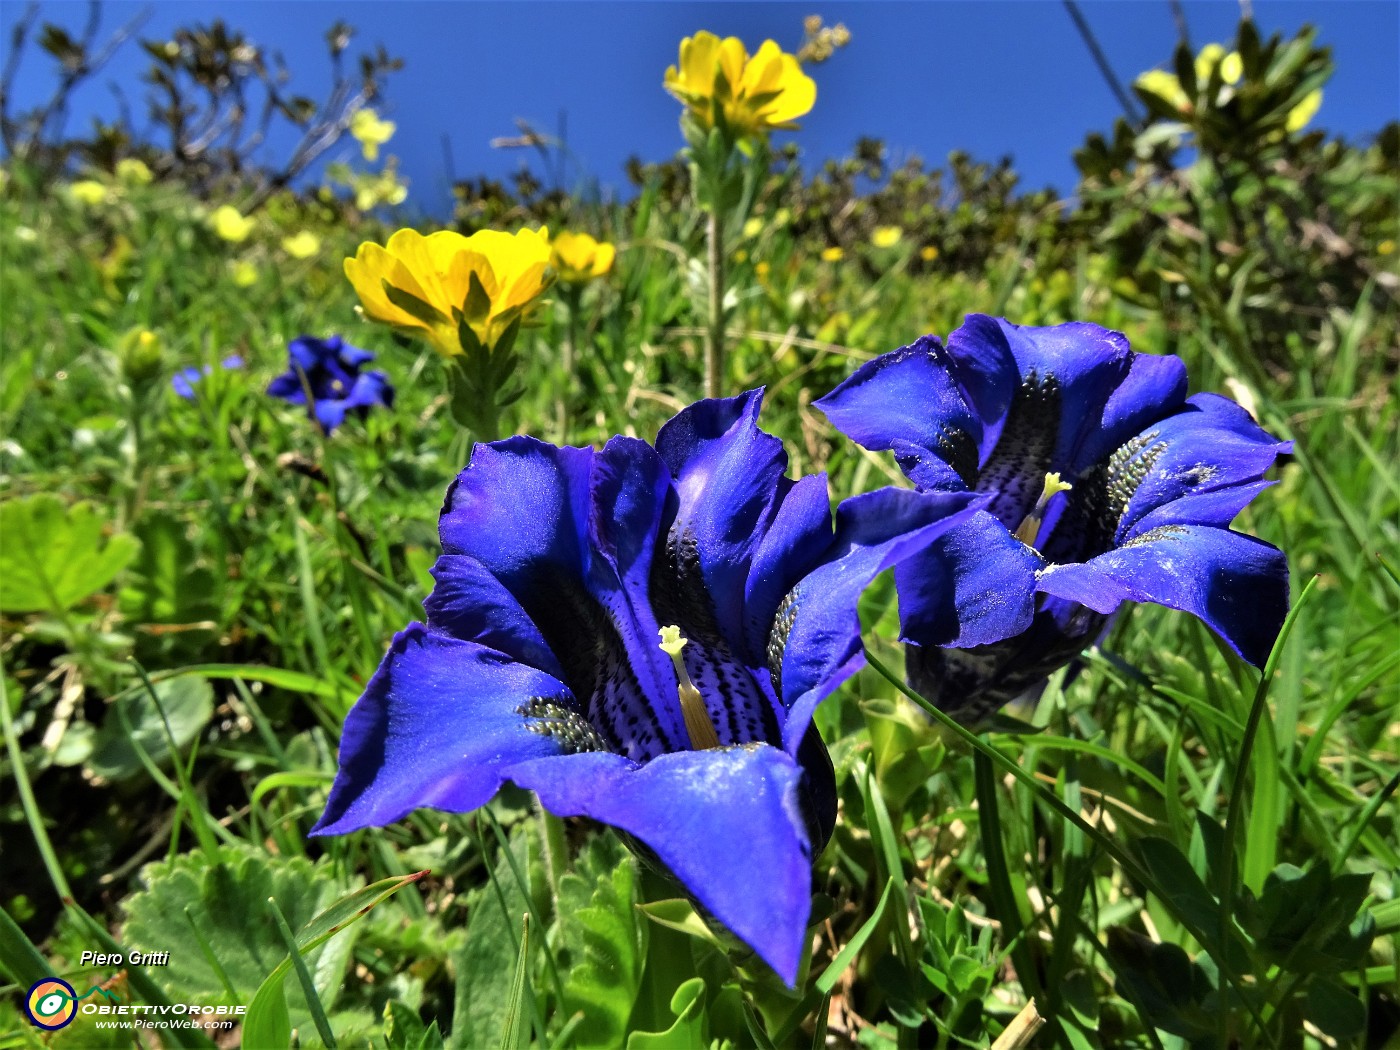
(267, 334, 394, 434)
(817, 315, 1291, 724)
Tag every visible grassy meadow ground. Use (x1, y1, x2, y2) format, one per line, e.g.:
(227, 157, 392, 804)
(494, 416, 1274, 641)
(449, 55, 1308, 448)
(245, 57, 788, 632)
(1, 75, 1397, 1049)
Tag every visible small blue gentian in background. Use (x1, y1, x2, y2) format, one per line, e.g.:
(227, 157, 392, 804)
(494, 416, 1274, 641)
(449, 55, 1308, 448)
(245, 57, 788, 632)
(817, 314, 1291, 724)
(171, 354, 243, 400)
(267, 334, 394, 434)
(311, 390, 981, 982)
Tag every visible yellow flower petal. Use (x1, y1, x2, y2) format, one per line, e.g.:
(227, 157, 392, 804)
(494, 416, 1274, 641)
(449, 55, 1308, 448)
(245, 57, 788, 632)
(1286, 88, 1322, 132)
(821, 246, 844, 262)
(281, 231, 321, 259)
(1219, 51, 1243, 86)
(67, 180, 108, 206)
(1136, 69, 1188, 111)
(345, 225, 553, 357)
(871, 225, 903, 249)
(210, 205, 254, 243)
(665, 31, 815, 136)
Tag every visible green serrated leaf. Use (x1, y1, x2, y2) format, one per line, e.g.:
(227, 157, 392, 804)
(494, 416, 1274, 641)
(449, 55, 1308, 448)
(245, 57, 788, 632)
(0, 494, 139, 614)
(121, 844, 360, 1023)
(557, 835, 642, 1050)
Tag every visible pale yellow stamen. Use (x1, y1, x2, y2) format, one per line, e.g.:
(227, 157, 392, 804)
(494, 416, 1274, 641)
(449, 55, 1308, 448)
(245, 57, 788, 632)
(1014, 472, 1073, 546)
(658, 626, 720, 750)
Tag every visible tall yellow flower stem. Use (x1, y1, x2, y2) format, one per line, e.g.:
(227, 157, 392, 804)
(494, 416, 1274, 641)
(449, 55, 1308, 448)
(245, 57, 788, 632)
(705, 209, 725, 400)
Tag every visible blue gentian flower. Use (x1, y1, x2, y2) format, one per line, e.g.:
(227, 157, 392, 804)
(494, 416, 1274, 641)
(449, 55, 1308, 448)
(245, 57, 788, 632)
(816, 315, 1291, 724)
(266, 334, 394, 434)
(171, 354, 243, 400)
(311, 391, 980, 982)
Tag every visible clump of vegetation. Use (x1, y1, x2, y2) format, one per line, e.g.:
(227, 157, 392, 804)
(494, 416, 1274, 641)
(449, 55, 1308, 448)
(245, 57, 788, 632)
(0, 8, 1395, 1048)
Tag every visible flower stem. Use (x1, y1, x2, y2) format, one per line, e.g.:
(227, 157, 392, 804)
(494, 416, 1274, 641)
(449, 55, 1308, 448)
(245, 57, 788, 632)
(556, 285, 581, 443)
(539, 806, 569, 903)
(705, 208, 725, 399)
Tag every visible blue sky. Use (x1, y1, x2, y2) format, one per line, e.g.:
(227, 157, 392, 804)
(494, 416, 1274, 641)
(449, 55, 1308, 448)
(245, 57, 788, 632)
(3, 2, 1396, 217)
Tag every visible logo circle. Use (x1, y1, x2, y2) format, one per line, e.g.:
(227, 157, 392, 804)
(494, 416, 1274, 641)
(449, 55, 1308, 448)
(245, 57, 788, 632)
(25, 978, 77, 1030)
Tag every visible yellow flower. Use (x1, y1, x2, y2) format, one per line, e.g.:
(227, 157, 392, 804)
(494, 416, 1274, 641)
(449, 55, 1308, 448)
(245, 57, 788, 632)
(230, 260, 258, 288)
(281, 231, 321, 259)
(920, 245, 940, 262)
(871, 225, 903, 249)
(345, 226, 553, 357)
(1135, 68, 1189, 111)
(67, 180, 109, 206)
(551, 230, 616, 283)
(820, 246, 844, 262)
(1377, 239, 1395, 256)
(211, 205, 254, 243)
(1286, 88, 1322, 133)
(742, 217, 764, 239)
(116, 158, 153, 185)
(755, 261, 771, 277)
(664, 31, 816, 137)
(351, 108, 396, 162)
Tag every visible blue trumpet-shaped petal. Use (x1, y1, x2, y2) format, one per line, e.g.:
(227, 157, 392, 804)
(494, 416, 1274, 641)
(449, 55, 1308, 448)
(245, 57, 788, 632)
(314, 390, 980, 982)
(817, 315, 1291, 723)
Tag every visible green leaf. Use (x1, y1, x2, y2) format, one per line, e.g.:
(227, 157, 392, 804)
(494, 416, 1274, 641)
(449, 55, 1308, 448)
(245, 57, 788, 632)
(121, 845, 363, 1024)
(463, 271, 491, 324)
(557, 835, 642, 1050)
(241, 868, 427, 1049)
(383, 281, 450, 328)
(1304, 976, 1367, 1039)
(626, 977, 708, 1050)
(450, 831, 535, 1049)
(86, 674, 213, 782)
(0, 494, 139, 613)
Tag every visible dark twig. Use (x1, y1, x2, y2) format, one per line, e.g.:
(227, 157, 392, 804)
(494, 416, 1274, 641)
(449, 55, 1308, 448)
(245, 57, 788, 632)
(1063, 0, 1143, 129)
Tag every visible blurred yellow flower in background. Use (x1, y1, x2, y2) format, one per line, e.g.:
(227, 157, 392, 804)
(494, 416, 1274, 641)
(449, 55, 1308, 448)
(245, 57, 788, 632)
(281, 231, 322, 259)
(1136, 69, 1189, 110)
(67, 180, 109, 206)
(1285, 89, 1323, 132)
(345, 226, 553, 356)
(1135, 42, 1320, 132)
(664, 31, 816, 137)
(211, 205, 254, 243)
(351, 108, 396, 162)
(920, 245, 940, 262)
(552, 231, 616, 284)
(742, 217, 764, 239)
(871, 225, 903, 248)
(116, 158, 153, 185)
(230, 260, 258, 288)
(820, 246, 844, 262)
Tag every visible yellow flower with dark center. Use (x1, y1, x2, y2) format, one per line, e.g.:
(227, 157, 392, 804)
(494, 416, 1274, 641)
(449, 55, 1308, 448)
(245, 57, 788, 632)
(664, 31, 816, 137)
(351, 108, 396, 162)
(344, 227, 553, 357)
(551, 231, 616, 284)
(211, 205, 254, 243)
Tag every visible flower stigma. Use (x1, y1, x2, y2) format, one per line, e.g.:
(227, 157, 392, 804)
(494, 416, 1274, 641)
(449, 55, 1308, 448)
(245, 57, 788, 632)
(658, 625, 721, 751)
(1014, 472, 1073, 547)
